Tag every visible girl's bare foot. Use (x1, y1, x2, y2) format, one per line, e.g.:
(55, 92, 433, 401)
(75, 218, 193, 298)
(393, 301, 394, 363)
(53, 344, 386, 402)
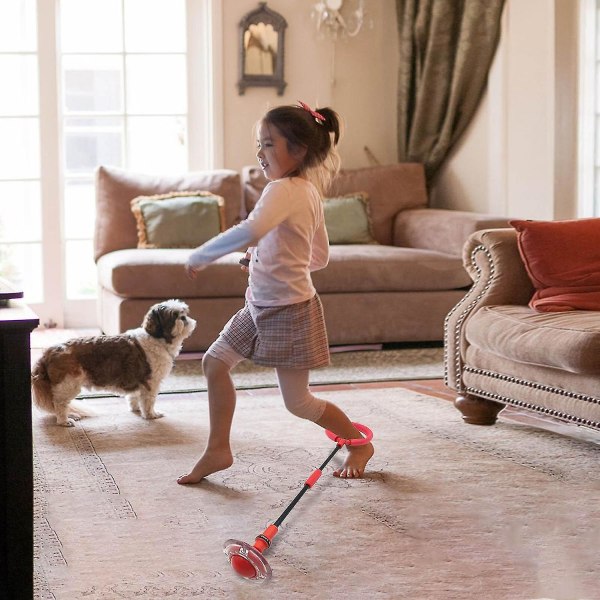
(177, 449, 233, 484)
(333, 443, 374, 478)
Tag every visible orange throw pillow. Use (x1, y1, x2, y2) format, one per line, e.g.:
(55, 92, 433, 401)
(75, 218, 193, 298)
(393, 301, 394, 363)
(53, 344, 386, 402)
(510, 218, 600, 312)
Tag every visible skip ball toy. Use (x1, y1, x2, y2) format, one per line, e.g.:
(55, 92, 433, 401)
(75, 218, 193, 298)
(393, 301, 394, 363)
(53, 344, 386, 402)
(223, 422, 373, 581)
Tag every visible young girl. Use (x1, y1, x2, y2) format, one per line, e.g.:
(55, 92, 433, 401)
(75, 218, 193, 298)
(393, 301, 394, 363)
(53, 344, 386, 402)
(177, 102, 374, 484)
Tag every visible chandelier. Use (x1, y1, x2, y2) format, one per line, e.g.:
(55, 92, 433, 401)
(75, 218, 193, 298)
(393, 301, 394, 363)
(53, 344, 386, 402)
(312, 0, 370, 41)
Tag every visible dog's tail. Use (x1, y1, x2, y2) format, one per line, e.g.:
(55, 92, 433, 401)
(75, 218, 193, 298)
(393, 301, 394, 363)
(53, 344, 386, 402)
(31, 350, 97, 418)
(31, 354, 56, 414)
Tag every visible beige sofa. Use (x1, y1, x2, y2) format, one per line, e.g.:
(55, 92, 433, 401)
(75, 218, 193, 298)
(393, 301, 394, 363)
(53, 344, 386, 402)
(444, 228, 600, 431)
(95, 163, 508, 351)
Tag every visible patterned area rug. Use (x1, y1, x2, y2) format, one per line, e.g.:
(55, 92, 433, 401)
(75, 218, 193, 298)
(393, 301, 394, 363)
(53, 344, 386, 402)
(34, 388, 600, 599)
(78, 347, 445, 398)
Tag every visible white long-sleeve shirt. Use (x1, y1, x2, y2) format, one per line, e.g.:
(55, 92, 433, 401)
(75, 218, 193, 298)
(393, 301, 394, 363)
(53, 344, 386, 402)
(187, 177, 329, 306)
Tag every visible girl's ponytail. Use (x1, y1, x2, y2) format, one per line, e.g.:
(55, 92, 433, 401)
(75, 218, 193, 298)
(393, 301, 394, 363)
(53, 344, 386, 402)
(314, 107, 340, 146)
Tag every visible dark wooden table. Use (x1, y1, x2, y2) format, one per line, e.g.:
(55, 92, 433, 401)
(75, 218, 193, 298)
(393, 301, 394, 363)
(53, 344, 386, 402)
(0, 298, 39, 600)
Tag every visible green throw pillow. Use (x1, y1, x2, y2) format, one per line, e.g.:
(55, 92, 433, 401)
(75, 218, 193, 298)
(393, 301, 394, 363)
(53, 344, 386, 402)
(131, 191, 225, 249)
(323, 193, 376, 244)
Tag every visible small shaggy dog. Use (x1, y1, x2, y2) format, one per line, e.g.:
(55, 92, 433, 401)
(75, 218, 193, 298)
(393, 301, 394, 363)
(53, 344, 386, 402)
(32, 299, 196, 426)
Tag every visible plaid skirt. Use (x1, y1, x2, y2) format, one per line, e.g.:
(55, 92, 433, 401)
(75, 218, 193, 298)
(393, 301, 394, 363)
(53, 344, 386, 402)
(220, 294, 330, 369)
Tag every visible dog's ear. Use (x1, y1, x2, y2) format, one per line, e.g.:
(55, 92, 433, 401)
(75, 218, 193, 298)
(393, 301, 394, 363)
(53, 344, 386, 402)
(142, 305, 162, 339)
(143, 304, 174, 343)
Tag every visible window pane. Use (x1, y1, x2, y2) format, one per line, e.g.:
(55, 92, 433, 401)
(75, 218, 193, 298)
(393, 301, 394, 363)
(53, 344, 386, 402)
(126, 55, 187, 114)
(124, 0, 185, 53)
(64, 180, 95, 239)
(63, 55, 122, 113)
(0, 55, 38, 116)
(0, 181, 41, 242)
(0, 118, 40, 179)
(64, 117, 123, 174)
(0, 242, 43, 302)
(0, 0, 36, 52)
(65, 240, 97, 299)
(595, 114, 600, 166)
(60, 0, 123, 53)
(127, 116, 187, 173)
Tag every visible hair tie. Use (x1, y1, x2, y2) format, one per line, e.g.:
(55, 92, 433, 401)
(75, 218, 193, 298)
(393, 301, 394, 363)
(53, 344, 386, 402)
(297, 100, 325, 125)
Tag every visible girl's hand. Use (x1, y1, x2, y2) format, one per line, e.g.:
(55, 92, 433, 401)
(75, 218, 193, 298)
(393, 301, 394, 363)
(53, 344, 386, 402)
(185, 263, 206, 279)
(239, 251, 252, 273)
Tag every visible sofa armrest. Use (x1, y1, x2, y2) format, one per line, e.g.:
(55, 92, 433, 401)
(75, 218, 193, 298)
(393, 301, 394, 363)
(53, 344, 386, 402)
(393, 208, 509, 256)
(444, 228, 535, 391)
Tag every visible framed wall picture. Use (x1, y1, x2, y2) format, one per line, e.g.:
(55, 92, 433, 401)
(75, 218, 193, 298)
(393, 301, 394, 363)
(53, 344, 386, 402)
(238, 2, 287, 95)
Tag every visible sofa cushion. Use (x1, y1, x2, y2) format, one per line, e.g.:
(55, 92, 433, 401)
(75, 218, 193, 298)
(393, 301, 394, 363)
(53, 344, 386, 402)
(242, 163, 428, 246)
(323, 193, 376, 244)
(97, 245, 470, 299)
(465, 304, 600, 375)
(510, 218, 600, 312)
(95, 165, 242, 261)
(327, 164, 428, 245)
(241, 165, 267, 218)
(130, 191, 225, 249)
(97, 249, 250, 298)
(312, 245, 471, 293)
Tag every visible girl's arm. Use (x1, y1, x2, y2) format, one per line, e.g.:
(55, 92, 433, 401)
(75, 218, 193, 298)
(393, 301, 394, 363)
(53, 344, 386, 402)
(187, 221, 257, 272)
(186, 182, 290, 274)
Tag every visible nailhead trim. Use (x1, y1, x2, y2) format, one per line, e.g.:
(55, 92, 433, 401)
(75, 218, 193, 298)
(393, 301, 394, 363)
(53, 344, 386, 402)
(444, 243, 494, 393)
(464, 380, 600, 430)
(465, 366, 600, 406)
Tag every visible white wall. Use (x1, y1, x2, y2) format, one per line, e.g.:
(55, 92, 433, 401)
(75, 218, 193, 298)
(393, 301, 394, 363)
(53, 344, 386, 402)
(218, 1, 579, 220)
(220, 0, 398, 173)
(432, 0, 579, 220)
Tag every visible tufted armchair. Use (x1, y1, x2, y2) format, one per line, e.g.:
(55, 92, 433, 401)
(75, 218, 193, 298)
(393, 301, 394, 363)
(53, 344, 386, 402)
(444, 228, 600, 431)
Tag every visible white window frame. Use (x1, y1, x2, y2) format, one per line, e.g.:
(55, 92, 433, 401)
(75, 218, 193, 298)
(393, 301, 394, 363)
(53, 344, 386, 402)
(579, 0, 599, 217)
(30, 0, 222, 328)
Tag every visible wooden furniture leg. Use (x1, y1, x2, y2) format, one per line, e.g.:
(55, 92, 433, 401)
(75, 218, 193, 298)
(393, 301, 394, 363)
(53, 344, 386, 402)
(454, 393, 505, 425)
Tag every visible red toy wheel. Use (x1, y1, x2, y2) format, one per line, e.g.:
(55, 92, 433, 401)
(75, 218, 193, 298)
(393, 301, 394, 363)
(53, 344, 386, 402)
(223, 539, 272, 581)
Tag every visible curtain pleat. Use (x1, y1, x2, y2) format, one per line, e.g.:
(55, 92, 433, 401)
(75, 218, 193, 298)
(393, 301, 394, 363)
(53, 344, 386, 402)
(396, 0, 505, 184)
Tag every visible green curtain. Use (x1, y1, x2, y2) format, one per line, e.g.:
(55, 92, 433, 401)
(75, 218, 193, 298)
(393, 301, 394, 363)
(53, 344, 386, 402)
(396, 0, 505, 184)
